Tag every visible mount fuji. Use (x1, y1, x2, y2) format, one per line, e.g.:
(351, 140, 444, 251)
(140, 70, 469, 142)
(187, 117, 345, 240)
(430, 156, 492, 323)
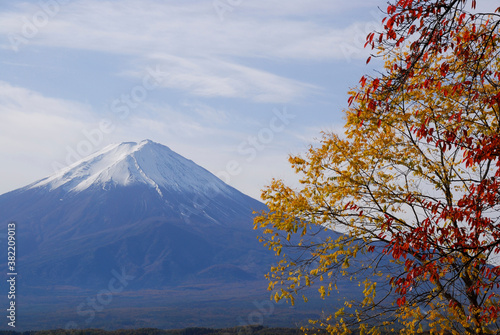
(0, 140, 271, 289)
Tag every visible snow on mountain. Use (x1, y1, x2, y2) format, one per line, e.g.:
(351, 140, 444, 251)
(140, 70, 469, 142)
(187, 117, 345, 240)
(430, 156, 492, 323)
(30, 140, 230, 196)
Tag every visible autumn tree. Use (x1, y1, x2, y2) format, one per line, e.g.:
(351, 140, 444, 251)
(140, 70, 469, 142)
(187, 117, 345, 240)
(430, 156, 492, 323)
(254, 1, 500, 334)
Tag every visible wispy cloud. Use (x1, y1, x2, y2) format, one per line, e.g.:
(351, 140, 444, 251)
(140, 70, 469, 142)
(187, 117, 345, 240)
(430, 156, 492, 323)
(0, 0, 380, 58)
(139, 55, 320, 103)
(0, 0, 379, 102)
(181, 101, 229, 125)
(0, 81, 95, 191)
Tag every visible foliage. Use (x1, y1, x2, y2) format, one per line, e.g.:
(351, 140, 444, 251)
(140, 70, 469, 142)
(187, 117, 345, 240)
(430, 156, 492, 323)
(254, 1, 500, 334)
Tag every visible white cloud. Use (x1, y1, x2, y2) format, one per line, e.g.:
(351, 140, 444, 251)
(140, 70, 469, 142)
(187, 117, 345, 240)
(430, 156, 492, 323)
(181, 101, 229, 124)
(141, 54, 319, 103)
(238, 0, 380, 16)
(0, 0, 380, 102)
(0, 0, 382, 59)
(0, 81, 96, 192)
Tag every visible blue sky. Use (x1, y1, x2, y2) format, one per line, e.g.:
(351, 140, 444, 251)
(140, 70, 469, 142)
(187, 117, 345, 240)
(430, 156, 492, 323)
(0, 0, 387, 199)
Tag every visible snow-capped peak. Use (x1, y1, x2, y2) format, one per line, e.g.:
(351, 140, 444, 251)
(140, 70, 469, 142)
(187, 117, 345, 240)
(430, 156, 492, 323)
(30, 140, 229, 196)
